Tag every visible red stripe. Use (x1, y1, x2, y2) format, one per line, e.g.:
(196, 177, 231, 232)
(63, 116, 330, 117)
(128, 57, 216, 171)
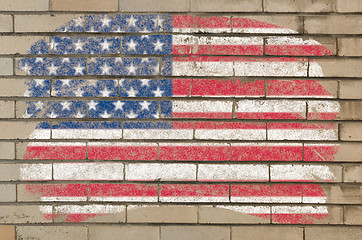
(266, 80, 334, 97)
(192, 79, 264, 97)
(231, 145, 303, 161)
(172, 79, 191, 96)
(159, 145, 230, 161)
(173, 15, 231, 29)
(304, 145, 338, 162)
(89, 184, 158, 197)
(54, 213, 101, 223)
(174, 56, 306, 62)
(88, 145, 158, 160)
(23, 146, 86, 160)
(272, 213, 327, 224)
(172, 45, 263, 55)
(235, 112, 305, 120)
(195, 122, 266, 129)
(231, 184, 302, 197)
(26, 184, 87, 197)
(173, 112, 232, 119)
(172, 122, 194, 129)
(161, 184, 229, 197)
(266, 45, 333, 56)
(233, 17, 282, 29)
(268, 123, 336, 130)
(307, 112, 339, 120)
(302, 184, 326, 197)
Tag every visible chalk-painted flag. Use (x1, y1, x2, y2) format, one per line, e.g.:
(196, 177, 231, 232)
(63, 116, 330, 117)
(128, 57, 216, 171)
(18, 15, 340, 224)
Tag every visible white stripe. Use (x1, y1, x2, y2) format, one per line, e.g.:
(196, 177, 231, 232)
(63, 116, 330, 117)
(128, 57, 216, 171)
(308, 101, 340, 113)
(172, 61, 233, 76)
(234, 61, 308, 77)
(39, 205, 52, 214)
(173, 28, 231, 33)
(266, 37, 321, 45)
(52, 129, 122, 139)
(53, 163, 124, 180)
(126, 163, 196, 181)
(231, 196, 302, 203)
(267, 95, 334, 99)
(272, 206, 328, 214)
(268, 129, 338, 141)
(87, 142, 157, 147)
(198, 164, 269, 181)
(309, 61, 324, 77)
(41, 196, 87, 202)
(173, 101, 233, 113)
(160, 143, 229, 147)
(20, 164, 52, 180)
(27, 142, 86, 146)
(173, 35, 263, 45)
(303, 196, 327, 203)
(233, 28, 297, 34)
(271, 165, 336, 181)
(195, 129, 266, 140)
(216, 205, 270, 214)
(160, 196, 229, 203)
(124, 129, 193, 139)
(235, 99, 306, 113)
(54, 205, 126, 214)
(232, 142, 301, 147)
(29, 129, 51, 139)
(89, 196, 158, 202)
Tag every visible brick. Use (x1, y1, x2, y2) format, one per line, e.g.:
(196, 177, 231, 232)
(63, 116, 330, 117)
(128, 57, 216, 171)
(89, 226, 159, 240)
(0, 205, 51, 223)
(0, 121, 50, 140)
(0, 185, 16, 202)
(0, 79, 34, 97)
(0, 142, 15, 159)
(305, 227, 362, 240)
(161, 226, 230, 240)
(338, 101, 362, 120)
(0, 36, 47, 54)
(0, 58, 13, 76)
(0, 225, 15, 240)
(190, 0, 262, 12)
(341, 123, 362, 141)
(15, 14, 82, 32)
(0, 164, 51, 181)
(316, 185, 362, 204)
(232, 226, 303, 240)
(310, 59, 362, 77)
(345, 206, 362, 224)
(127, 205, 198, 223)
(323, 143, 362, 162)
(265, 0, 334, 12)
(340, 80, 362, 99)
(0, 15, 12, 32)
(17, 226, 87, 240)
(199, 206, 270, 224)
(336, 0, 362, 12)
(232, 15, 303, 33)
(119, 0, 189, 12)
(344, 165, 362, 182)
(51, 0, 117, 11)
(338, 38, 362, 56)
(305, 16, 362, 34)
(0, 0, 49, 11)
(0, 101, 14, 118)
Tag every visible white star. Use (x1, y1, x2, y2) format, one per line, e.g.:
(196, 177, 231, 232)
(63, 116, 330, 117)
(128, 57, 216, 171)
(153, 110, 159, 119)
(34, 79, 45, 87)
(73, 17, 84, 27)
(49, 39, 58, 50)
(73, 63, 85, 75)
(35, 57, 44, 63)
(23, 110, 32, 118)
(88, 101, 98, 110)
(74, 89, 84, 97)
(127, 63, 138, 75)
(61, 101, 72, 110)
(115, 57, 123, 63)
(139, 101, 151, 111)
(100, 63, 112, 75)
(47, 64, 58, 75)
(100, 111, 112, 118)
(153, 63, 159, 74)
(141, 57, 150, 63)
(88, 80, 98, 86)
(21, 63, 32, 74)
(140, 79, 150, 86)
(35, 101, 44, 110)
(47, 111, 58, 118)
(100, 39, 112, 51)
(153, 39, 165, 51)
(74, 111, 85, 118)
(62, 56, 70, 63)
(114, 26, 123, 32)
(152, 15, 164, 28)
(152, 87, 164, 97)
(90, 58, 97, 63)
(126, 87, 138, 97)
(100, 16, 112, 27)
(100, 87, 112, 97)
(127, 16, 137, 27)
(126, 110, 138, 119)
(126, 39, 137, 51)
(74, 39, 84, 51)
(62, 80, 71, 87)
(113, 101, 125, 111)
(24, 90, 32, 97)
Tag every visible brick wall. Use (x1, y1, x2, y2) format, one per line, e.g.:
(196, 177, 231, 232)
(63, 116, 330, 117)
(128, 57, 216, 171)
(0, 0, 361, 239)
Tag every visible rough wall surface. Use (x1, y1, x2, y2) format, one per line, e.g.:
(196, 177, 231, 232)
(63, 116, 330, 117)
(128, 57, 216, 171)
(0, 0, 361, 239)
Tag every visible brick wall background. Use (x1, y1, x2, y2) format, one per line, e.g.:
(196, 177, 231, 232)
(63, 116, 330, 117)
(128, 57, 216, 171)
(0, 0, 362, 239)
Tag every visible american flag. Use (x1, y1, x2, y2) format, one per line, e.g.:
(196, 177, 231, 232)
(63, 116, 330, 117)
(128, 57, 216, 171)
(18, 14, 340, 224)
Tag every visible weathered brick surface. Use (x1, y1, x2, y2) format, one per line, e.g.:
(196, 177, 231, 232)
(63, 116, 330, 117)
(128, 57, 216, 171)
(17, 226, 87, 240)
(0, 0, 49, 11)
(119, 0, 189, 12)
(0, 58, 13, 76)
(0, 79, 30, 97)
(310, 59, 362, 77)
(89, 226, 159, 240)
(0, 225, 15, 240)
(0, 36, 48, 54)
(161, 226, 230, 240)
(14, 15, 82, 32)
(0, 122, 49, 139)
(340, 81, 362, 99)
(341, 123, 362, 141)
(305, 227, 362, 240)
(336, 0, 362, 12)
(339, 101, 362, 120)
(264, 0, 335, 12)
(0, 101, 14, 118)
(0, 142, 15, 160)
(0, 185, 16, 202)
(0, 205, 51, 223)
(338, 38, 362, 56)
(190, 0, 262, 12)
(0, 15, 12, 32)
(345, 206, 362, 225)
(232, 226, 303, 240)
(51, 0, 118, 12)
(305, 16, 362, 34)
(344, 165, 362, 183)
(320, 185, 362, 204)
